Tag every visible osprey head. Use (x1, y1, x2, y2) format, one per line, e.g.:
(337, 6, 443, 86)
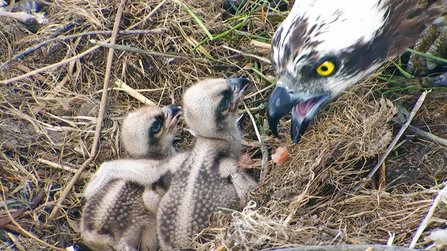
(268, 0, 441, 142)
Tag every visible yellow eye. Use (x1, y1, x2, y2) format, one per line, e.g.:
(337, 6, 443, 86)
(316, 61, 336, 76)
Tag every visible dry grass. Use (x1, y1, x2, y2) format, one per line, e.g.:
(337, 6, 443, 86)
(0, 0, 447, 250)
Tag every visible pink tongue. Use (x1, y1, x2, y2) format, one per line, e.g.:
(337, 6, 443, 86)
(293, 98, 319, 117)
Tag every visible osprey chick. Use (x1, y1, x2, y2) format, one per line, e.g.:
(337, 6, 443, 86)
(268, 0, 443, 142)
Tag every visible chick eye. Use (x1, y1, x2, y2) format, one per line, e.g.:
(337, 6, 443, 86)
(218, 97, 230, 111)
(150, 120, 163, 134)
(316, 61, 336, 76)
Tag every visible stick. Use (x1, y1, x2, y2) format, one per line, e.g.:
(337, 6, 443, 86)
(0, 182, 64, 251)
(366, 91, 428, 180)
(90, 39, 209, 63)
(273, 245, 419, 251)
(0, 44, 101, 85)
(48, 0, 127, 220)
(223, 45, 271, 64)
(6, 232, 26, 251)
(0, 189, 46, 227)
(410, 184, 447, 248)
(114, 79, 156, 105)
(243, 102, 262, 143)
(36, 158, 81, 174)
(390, 118, 447, 147)
(250, 40, 271, 49)
(0, 29, 167, 70)
(0, 0, 166, 83)
(15, 64, 47, 82)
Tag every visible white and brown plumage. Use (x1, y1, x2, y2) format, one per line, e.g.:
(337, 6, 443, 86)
(81, 105, 181, 251)
(268, 0, 444, 142)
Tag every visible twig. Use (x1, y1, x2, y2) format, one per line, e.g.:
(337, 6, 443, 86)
(243, 102, 262, 144)
(223, 45, 271, 64)
(366, 91, 428, 180)
(15, 64, 47, 82)
(0, 29, 167, 70)
(0, 44, 101, 85)
(245, 83, 275, 99)
(410, 183, 447, 248)
(260, 119, 270, 178)
(36, 158, 79, 174)
(0, 0, 164, 84)
(37, 159, 92, 180)
(320, 227, 360, 244)
(6, 232, 26, 251)
(0, 182, 64, 251)
(0, 11, 43, 25)
(273, 245, 419, 251)
(48, 0, 127, 221)
(3, 224, 22, 234)
(390, 118, 447, 147)
(90, 39, 209, 64)
(250, 40, 271, 49)
(114, 79, 156, 105)
(127, 0, 169, 30)
(0, 189, 46, 227)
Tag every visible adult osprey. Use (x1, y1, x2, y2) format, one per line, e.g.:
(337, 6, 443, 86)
(268, 0, 445, 142)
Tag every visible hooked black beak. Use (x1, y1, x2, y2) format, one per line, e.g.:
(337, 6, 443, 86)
(268, 85, 329, 143)
(227, 78, 251, 110)
(268, 86, 296, 137)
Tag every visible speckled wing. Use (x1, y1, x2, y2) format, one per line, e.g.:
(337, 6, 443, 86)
(81, 179, 159, 251)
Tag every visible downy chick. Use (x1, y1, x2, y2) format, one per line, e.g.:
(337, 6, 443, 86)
(83, 78, 258, 250)
(81, 105, 181, 251)
(157, 78, 258, 250)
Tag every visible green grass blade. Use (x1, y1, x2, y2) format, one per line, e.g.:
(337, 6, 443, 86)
(173, 0, 214, 40)
(390, 60, 413, 79)
(406, 48, 447, 64)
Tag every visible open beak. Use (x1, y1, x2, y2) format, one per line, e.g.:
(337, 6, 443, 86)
(268, 85, 328, 143)
(162, 106, 182, 133)
(227, 78, 251, 111)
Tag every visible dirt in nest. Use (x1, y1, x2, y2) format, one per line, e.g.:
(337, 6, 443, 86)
(0, 0, 446, 251)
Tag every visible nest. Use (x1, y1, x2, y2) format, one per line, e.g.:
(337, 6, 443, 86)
(0, 0, 446, 250)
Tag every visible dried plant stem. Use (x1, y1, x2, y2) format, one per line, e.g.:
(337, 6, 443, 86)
(260, 119, 270, 176)
(273, 245, 419, 251)
(0, 44, 101, 85)
(90, 39, 209, 63)
(223, 46, 271, 64)
(390, 118, 447, 147)
(0, 183, 65, 251)
(127, 0, 169, 30)
(0, 29, 167, 70)
(36, 158, 81, 174)
(48, 0, 127, 221)
(0, 0, 166, 84)
(0, 189, 46, 227)
(15, 64, 47, 82)
(366, 91, 428, 180)
(243, 102, 262, 144)
(410, 183, 447, 248)
(114, 79, 156, 105)
(250, 40, 271, 49)
(6, 232, 26, 251)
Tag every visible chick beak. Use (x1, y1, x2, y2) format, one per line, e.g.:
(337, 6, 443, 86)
(162, 106, 182, 133)
(227, 78, 251, 111)
(268, 85, 328, 143)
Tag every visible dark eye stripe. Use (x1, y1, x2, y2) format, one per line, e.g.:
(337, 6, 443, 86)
(150, 115, 164, 135)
